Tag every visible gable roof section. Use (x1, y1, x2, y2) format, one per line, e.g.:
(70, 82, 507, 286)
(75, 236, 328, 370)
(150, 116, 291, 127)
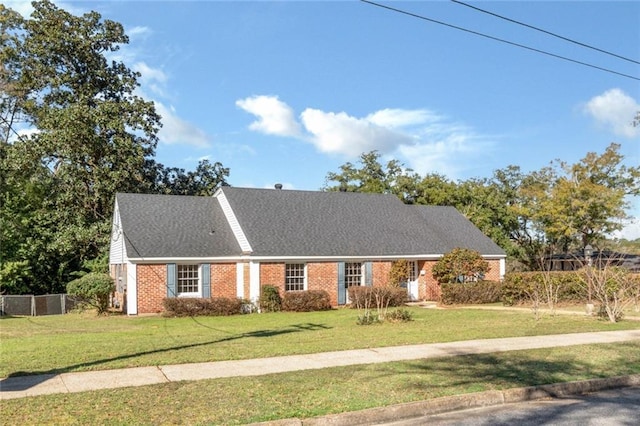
(116, 193, 240, 259)
(218, 187, 506, 258)
(412, 205, 506, 256)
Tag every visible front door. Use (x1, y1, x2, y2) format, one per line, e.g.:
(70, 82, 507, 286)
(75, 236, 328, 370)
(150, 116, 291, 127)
(406, 261, 419, 301)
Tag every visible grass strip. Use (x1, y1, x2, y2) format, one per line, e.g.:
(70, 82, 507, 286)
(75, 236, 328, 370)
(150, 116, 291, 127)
(2, 342, 638, 425)
(1, 307, 638, 377)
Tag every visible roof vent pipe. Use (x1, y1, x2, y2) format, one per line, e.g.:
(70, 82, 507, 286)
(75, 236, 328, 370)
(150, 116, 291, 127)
(275, 183, 283, 190)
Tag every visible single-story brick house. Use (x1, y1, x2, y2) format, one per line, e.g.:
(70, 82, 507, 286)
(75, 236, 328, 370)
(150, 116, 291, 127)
(109, 187, 506, 315)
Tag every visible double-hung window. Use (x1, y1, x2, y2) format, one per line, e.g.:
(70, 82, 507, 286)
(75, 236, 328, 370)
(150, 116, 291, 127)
(177, 264, 199, 296)
(285, 263, 305, 291)
(344, 262, 362, 288)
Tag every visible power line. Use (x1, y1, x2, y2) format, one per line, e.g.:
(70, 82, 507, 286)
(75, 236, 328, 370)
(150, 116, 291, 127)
(451, 0, 640, 66)
(360, 0, 640, 81)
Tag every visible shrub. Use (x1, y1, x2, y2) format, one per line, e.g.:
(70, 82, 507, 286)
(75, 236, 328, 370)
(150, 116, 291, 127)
(348, 286, 407, 309)
(502, 272, 584, 306)
(578, 266, 638, 323)
(388, 259, 411, 287)
(440, 281, 502, 305)
(282, 290, 332, 312)
(259, 285, 282, 312)
(162, 297, 246, 317)
(432, 248, 489, 284)
(349, 286, 408, 325)
(386, 308, 414, 323)
(66, 272, 114, 315)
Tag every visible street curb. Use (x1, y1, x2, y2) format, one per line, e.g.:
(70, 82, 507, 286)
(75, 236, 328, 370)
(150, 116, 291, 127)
(252, 374, 640, 426)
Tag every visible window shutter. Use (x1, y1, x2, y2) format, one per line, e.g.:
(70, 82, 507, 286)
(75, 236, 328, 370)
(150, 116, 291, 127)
(364, 261, 372, 287)
(202, 264, 211, 298)
(167, 264, 177, 297)
(337, 262, 346, 305)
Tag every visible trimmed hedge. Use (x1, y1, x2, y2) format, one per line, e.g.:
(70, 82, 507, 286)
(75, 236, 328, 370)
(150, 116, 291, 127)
(282, 290, 332, 312)
(348, 286, 407, 309)
(259, 285, 282, 312)
(162, 297, 246, 317)
(440, 280, 502, 305)
(502, 272, 585, 306)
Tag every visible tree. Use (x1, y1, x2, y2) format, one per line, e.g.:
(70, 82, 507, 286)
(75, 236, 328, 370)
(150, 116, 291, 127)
(1, 0, 160, 293)
(324, 151, 419, 198)
(146, 159, 230, 196)
(388, 259, 411, 287)
(67, 272, 114, 315)
(535, 143, 639, 251)
(579, 260, 639, 323)
(432, 248, 490, 284)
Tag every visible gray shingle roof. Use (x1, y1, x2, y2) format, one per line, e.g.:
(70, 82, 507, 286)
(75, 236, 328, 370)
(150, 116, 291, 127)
(114, 188, 506, 259)
(116, 193, 240, 258)
(220, 187, 506, 257)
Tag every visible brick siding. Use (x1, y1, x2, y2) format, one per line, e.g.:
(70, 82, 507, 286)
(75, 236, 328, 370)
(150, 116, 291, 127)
(137, 264, 167, 314)
(211, 263, 237, 299)
(307, 262, 339, 306)
(126, 257, 504, 313)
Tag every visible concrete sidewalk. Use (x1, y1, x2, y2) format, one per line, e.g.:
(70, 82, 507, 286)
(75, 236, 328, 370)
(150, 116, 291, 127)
(1, 329, 639, 401)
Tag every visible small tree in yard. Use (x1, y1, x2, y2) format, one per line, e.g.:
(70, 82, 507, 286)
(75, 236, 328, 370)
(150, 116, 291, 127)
(67, 273, 114, 314)
(388, 259, 411, 287)
(578, 262, 639, 323)
(432, 248, 489, 284)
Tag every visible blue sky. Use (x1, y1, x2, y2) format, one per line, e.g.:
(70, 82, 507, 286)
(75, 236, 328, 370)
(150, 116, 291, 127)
(9, 1, 640, 238)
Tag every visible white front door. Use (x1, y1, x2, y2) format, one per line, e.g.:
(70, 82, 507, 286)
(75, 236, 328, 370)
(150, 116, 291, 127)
(407, 261, 419, 301)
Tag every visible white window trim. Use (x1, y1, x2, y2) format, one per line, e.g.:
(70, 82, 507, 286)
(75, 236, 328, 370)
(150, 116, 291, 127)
(177, 264, 202, 298)
(345, 262, 363, 287)
(285, 263, 307, 292)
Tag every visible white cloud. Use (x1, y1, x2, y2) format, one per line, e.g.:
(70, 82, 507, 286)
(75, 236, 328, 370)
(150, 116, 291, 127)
(237, 95, 495, 177)
(366, 108, 439, 129)
(134, 62, 167, 84)
(236, 95, 301, 137)
(155, 102, 211, 148)
(4, 0, 34, 17)
(237, 95, 494, 178)
(127, 26, 152, 38)
(584, 89, 640, 138)
(300, 109, 412, 156)
(133, 62, 169, 98)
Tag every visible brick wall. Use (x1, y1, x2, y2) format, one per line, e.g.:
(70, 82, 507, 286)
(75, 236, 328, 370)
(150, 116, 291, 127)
(137, 264, 166, 314)
(372, 261, 392, 287)
(307, 262, 339, 305)
(421, 260, 441, 301)
(211, 263, 237, 299)
(485, 259, 502, 282)
(260, 263, 286, 296)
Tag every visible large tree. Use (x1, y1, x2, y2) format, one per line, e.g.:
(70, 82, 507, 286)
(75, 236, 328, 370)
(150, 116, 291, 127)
(534, 143, 639, 250)
(1, 1, 162, 293)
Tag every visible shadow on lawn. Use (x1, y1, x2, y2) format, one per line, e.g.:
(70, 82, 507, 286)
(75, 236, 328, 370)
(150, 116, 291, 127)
(1, 322, 331, 391)
(388, 341, 639, 394)
(391, 349, 640, 426)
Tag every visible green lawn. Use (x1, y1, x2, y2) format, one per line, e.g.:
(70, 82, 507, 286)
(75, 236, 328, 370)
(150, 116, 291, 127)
(1, 306, 638, 378)
(2, 342, 639, 425)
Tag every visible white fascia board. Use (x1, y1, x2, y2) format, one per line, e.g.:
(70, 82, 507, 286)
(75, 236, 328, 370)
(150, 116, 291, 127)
(244, 254, 446, 262)
(127, 256, 248, 264)
(215, 189, 253, 254)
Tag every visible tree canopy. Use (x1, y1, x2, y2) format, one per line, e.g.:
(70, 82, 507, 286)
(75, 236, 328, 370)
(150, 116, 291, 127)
(1, 1, 229, 294)
(324, 145, 639, 270)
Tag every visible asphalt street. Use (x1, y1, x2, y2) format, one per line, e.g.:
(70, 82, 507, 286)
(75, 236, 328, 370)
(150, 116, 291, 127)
(384, 386, 640, 426)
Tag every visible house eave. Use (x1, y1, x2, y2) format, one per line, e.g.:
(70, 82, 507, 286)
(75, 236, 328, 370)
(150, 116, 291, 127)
(124, 253, 506, 264)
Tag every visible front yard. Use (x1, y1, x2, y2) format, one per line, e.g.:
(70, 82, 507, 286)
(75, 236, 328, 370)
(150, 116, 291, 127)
(2, 306, 639, 424)
(1, 305, 638, 378)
